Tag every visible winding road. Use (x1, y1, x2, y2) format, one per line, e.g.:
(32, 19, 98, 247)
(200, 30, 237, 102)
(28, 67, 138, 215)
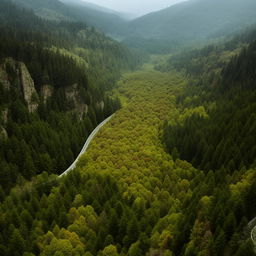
(59, 114, 114, 177)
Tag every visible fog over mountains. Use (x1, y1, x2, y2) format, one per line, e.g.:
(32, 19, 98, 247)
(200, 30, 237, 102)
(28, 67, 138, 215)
(75, 0, 188, 16)
(123, 0, 256, 51)
(11, 0, 256, 52)
(128, 0, 256, 39)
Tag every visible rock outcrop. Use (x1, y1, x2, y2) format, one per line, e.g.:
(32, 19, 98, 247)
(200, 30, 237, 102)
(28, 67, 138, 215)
(0, 57, 90, 117)
(0, 58, 14, 89)
(40, 84, 54, 103)
(65, 84, 88, 120)
(0, 126, 8, 140)
(0, 58, 39, 113)
(97, 101, 104, 110)
(0, 109, 8, 124)
(19, 62, 39, 112)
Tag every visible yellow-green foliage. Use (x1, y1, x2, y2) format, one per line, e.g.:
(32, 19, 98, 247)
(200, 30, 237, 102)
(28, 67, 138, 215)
(230, 169, 256, 200)
(79, 68, 192, 198)
(76, 67, 200, 254)
(178, 105, 209, 124)
(49, 47, 89, 68)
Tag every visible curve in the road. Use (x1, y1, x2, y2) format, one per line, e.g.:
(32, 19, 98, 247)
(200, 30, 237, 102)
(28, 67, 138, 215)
(251, 226, 256, 245)
(59, 114, 114, 177)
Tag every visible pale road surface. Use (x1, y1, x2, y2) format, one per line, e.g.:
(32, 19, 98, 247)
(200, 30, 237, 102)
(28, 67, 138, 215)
(59, 114, 114, 177)
(251, 226, 256, 245)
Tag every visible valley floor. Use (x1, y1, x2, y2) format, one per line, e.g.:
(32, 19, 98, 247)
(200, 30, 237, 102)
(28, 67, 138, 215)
(73, 62, 256, 255)
(74, 64, 203, 255)
(78, 64, 190, 199)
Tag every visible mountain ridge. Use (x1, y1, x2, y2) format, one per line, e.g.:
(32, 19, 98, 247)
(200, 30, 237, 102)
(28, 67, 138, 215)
(11, 0, 129, 36)
(123, 0, 256, 52)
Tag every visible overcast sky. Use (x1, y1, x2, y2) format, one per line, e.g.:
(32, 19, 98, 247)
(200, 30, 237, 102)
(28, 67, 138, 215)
(84, 0, 188, 15)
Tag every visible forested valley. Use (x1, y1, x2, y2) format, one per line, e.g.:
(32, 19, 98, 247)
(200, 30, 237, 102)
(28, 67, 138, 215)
(0, 0, 142, 191)
(1, 0, 256, 255)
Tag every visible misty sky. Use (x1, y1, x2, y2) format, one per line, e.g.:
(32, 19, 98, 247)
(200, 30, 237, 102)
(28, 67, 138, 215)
(84, 0, 188, 15)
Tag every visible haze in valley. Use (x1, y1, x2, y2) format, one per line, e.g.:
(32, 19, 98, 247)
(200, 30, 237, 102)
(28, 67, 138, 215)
(80, 0, 188, 15)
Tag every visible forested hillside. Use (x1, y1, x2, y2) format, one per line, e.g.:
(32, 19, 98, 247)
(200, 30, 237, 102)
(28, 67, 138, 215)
(124, 0, 256, 53)
(161, 35, 256, 181)
(1, 0, 256, 255)
(0, 0, 142, 89)
(10, 0, 128, 36)
(0, 0, 141, 192)
(162, 36, 256, 172)
(161, 27, 256, 255)
(1, 53, 255, 255)
(60, 0, 129, 36)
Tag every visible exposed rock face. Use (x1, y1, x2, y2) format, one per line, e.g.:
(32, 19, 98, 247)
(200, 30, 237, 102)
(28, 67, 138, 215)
(97, 101, 104, 110)
(41, 84, 54, 103)
(0, 109, 8, 124)
(0, 126, 8, 140)
(0, 58, 15, 89)
(19, 62, 39, 112)
(0, 57, 90, 117)
(0, 58, 39, 113)
(65, 84, 79, 101)
(65, 84, 88, 120)
(0, 68, 10, 89)
(75, 104, 88, 120)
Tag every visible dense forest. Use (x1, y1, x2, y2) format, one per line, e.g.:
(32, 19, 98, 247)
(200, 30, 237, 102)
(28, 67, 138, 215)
(123, 0, 256, 53)
(1, 0, 256, 255)
(162, 28, 256, 171)
(161, 27, 256, 255)
(1, 53, 255, 255)
(0, 0, 141, 191)
(0, 0, 143, 89)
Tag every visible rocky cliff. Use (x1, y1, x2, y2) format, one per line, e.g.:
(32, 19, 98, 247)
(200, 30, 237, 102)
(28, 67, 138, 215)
(0, 109, 8, 124)
(41, 84, 54, 103)
(65, 84, 88, 120)
(0, 57, 94, 118)
(0, 58, 39, 112)
(0, 126, 7, 140)
(19, 62, 39, 112)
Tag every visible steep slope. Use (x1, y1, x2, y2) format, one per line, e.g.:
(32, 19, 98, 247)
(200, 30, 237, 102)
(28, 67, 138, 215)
(2, 1, 256, 256)
(160, 30, 256, 255)
(60, 0, 128, 36)
(1, 54, 255, 255)
(125, 0, 256, 52)
(11, 0, 128, 36)
(60, 0, 132, 19)
(11, 0, 70, 20)
(0, 0, 141, 90)
(0, 0, 141, 192)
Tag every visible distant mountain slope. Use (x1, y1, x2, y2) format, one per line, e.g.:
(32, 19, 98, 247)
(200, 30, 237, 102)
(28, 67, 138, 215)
(11, 0, 70, 20)
(124, 0, 256, 51)
(61, 0, 126, 17)
(60, 0, 129, 36)
(63, 0, 137, 20)
(11, 0, 128, 36)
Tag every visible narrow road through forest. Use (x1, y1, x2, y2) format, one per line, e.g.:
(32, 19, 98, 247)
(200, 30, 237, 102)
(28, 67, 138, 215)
(59, 114, 114, 177)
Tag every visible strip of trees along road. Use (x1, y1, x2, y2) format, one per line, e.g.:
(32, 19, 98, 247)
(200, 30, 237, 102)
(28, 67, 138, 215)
(59, 114, 114, 177)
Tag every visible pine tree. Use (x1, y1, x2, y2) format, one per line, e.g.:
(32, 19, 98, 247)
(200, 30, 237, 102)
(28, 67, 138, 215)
(9, 229, 26, 256)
